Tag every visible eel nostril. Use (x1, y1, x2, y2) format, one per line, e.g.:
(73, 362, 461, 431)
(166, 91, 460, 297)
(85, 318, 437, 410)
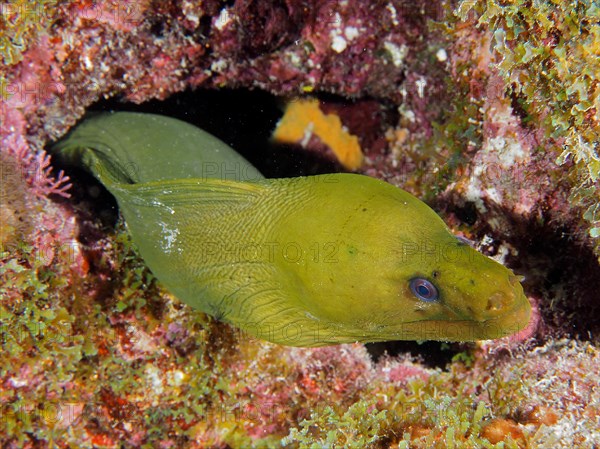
(508, 273, 525, 287)
(486, 292, 510, 312)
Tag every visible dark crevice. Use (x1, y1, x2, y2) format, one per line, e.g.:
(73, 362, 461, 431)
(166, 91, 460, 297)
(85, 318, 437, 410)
(508, 218, 600, 342)
(366, 341, 467, 369)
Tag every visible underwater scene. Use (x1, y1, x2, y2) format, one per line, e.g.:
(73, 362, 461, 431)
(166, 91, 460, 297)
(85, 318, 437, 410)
(1, 1, 599, 448)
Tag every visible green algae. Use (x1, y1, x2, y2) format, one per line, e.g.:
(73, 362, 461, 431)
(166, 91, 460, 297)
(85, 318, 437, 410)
(1, 242, 85, 447)
(0, 0, 61, 104)
(280, 368, 527, 449)
(0, 0, 60, 66)
(457, 0, 600, 254)
(283, 402, 388, 448)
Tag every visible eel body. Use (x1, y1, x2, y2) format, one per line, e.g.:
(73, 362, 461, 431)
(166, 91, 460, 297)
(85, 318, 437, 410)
(52, 112, 531, 347)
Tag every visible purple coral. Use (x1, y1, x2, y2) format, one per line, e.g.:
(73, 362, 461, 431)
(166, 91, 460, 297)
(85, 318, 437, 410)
(1, 106, 71, 198)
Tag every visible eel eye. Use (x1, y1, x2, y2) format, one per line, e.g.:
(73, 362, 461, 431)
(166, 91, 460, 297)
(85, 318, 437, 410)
(409, 278, 439, 302)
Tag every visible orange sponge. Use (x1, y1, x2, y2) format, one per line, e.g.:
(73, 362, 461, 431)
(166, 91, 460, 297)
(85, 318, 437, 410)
(272, 98, 363, 170)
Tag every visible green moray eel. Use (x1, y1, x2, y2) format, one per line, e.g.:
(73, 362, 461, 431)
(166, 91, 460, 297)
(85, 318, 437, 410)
(51, 111, 531, 347)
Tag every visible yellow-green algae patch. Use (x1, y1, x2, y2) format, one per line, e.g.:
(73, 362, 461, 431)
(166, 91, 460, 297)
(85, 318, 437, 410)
(0, 1, 60, 66)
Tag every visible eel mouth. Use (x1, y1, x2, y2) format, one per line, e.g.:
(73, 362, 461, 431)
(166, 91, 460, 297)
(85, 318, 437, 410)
(279, 291, 533, 345)
(371, 295, 533, 342)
